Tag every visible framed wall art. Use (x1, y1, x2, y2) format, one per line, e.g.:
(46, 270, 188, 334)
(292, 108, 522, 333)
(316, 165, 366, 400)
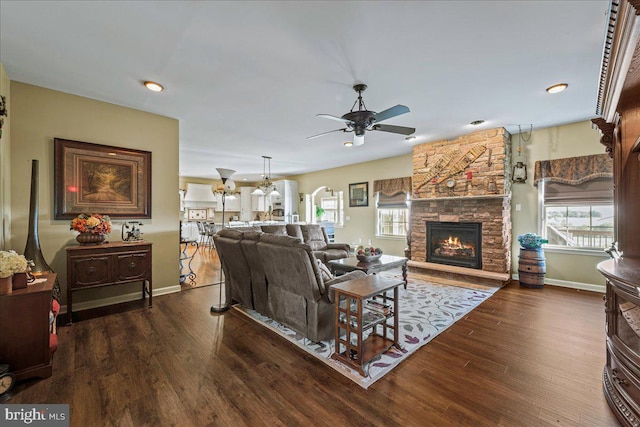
(54, 138, 152, 219)
(349, 182, 369, 207)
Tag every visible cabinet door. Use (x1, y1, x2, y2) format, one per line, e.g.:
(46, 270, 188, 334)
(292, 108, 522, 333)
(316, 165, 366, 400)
(240, 187, 252, 221)
(71, 255, 112, 287)
(252, 194, 265, 211)
(117, 252, 150, 281)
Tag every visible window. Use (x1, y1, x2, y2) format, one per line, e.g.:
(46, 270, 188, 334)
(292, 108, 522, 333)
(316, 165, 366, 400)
(376, 192, 408, 238)
(540, 179, 614, 250)
(320, 196, 337, 223)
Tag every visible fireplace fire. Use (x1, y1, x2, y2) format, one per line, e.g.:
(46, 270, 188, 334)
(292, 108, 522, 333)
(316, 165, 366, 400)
(427, 222, 482, 269)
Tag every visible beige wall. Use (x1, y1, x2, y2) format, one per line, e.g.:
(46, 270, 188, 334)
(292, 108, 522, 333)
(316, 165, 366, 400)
(10, 82, 180, 306)
(0, 64, 11, 249)
(290, 154, 413, 257)
(511, 120, 609, 289)
(294, 121, 608, 288)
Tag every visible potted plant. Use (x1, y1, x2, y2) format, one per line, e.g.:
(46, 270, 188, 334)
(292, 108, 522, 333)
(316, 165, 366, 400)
(315, 205, 325, 220)
(517, 233, 548, 250)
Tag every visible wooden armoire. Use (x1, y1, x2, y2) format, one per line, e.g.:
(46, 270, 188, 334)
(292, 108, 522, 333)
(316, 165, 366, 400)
(593, 1, 640, 425)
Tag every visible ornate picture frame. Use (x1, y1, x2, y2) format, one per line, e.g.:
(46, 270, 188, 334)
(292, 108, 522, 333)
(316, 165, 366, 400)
(54, 138, 152, 219)
(349, 182, 369, 207)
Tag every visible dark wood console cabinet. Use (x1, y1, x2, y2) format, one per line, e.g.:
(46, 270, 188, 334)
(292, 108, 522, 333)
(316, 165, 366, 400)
(66, 241, 152, 323)
(593, 1, 640, 425)
(0, 272, 57, 381)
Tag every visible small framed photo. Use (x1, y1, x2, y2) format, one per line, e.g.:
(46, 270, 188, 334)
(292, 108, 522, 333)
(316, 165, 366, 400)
(349, 182, 369, 207)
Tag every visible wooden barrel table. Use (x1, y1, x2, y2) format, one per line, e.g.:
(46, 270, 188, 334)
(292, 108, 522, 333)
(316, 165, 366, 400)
(518, 248, 546, 288)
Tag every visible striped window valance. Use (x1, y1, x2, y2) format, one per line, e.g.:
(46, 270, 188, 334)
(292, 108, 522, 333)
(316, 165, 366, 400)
(373, 177, 412, 196)
(533, 153, 613, 188)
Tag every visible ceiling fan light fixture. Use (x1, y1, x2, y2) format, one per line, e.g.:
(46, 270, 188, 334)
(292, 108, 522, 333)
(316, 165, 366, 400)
(546, 83, 568, 94)
(344, 141, 353, 147)
(144, 81, 164, 92)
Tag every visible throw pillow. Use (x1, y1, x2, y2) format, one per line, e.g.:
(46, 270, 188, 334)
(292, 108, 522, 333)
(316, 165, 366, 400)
(316, 259, 333, 281)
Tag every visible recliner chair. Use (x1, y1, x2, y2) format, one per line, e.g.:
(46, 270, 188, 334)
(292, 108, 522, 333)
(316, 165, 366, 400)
(256, 233, 365, 342)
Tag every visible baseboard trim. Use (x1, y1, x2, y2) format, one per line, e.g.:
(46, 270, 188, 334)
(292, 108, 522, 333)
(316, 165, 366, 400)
(60, 285, 182, 314)
(512, 274, 605, 293)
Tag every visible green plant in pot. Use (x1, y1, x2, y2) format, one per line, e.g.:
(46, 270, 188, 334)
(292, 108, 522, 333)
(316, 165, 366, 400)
(518, 233, 548, 250)
(315, 205, 325, 219)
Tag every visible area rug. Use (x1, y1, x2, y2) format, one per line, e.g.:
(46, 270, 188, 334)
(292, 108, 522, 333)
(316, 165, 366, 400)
(233, 276, 499, 388)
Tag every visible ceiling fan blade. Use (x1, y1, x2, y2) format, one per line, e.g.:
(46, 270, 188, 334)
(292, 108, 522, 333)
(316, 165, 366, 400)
(373, 105, 410, 123)
(316, 114, 354, 125)
(307, 128, 347, 139)
(373, 124, 416, 135)
(353, 133, 365, 146)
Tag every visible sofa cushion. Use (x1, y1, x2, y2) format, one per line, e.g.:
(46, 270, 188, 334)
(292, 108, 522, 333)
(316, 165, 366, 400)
(260, 233, 302, 246)
(301, 225, 328, 251)
(261, 224, 288, 236)
(286, 224, 304, 240)
(242, 230, 262, 241)
(322, 248, 350, 263)
(218, 228, 244, 239)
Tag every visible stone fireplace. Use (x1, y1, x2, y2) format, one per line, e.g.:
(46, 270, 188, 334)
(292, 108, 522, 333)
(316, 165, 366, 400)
(408, 128, 512, 285)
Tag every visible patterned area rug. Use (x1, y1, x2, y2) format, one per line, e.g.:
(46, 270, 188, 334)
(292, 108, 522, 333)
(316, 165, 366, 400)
(233, 277, 499, 389)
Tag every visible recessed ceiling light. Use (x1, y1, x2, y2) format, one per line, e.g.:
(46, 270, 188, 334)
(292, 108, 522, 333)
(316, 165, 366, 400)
(546, 83, 568, 94)
(144, 81, 164, 92)
(470, 120, 485, 126)
(405, 136, 416, 141)
(344, 141, 353, 147)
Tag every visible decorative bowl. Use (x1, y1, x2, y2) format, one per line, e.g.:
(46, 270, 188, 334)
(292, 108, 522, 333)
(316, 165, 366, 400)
(356, 254, 382, 262)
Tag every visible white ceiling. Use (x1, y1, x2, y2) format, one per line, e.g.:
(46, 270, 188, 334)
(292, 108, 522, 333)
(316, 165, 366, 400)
(0, 1, 610, 182)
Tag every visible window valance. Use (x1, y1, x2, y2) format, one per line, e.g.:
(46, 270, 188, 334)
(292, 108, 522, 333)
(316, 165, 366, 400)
(373, 177, 412, 196)
(533, 153, 613, 187)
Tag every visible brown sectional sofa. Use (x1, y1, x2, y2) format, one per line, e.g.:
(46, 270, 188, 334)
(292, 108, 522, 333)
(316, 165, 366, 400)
(214, 228, 364, 342)
(260, 223, 350, 265)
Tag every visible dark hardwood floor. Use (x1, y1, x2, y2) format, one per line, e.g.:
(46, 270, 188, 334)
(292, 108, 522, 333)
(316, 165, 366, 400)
(8, 280, 618, 426)
(181, 243, 222, 290)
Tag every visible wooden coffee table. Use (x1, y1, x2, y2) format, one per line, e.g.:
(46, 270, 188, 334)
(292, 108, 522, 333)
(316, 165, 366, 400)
(329, 254, 408, 288)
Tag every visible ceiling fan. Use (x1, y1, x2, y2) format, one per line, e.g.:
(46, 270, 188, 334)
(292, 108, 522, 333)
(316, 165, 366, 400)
(308, 83, 415, 146)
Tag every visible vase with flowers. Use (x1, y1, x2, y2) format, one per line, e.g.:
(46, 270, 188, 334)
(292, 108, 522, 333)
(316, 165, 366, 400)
(70, 213, 112, 245)
(0, 250, 30, 294)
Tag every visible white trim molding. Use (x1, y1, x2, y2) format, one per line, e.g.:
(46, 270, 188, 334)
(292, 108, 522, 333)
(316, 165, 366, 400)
(60, 285, 182, 314)
(513, 273, 605, 293)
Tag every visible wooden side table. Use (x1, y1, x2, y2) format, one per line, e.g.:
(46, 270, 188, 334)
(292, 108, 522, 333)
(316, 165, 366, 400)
(0, 272, 57, 381)
(66, 241, 152, 323)
(331, 275, 402, 376)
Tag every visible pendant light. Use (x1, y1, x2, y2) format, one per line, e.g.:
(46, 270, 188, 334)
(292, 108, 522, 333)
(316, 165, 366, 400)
(252, 156, 280, 196)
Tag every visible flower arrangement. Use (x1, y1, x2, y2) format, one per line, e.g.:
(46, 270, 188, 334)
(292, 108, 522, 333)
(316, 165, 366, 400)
(0, 250, 29, 278)
(70, 213, 112, 235)
(518, 233, 548, 250)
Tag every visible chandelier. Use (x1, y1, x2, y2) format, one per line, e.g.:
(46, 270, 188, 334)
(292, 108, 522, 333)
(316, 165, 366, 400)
(252, 156, 280, 196)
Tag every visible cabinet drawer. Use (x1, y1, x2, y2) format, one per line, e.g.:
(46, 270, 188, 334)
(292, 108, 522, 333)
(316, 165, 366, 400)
(70, 255, 112, 287)
(610, 351, 640, 408)
(117, 253, 149, 280)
